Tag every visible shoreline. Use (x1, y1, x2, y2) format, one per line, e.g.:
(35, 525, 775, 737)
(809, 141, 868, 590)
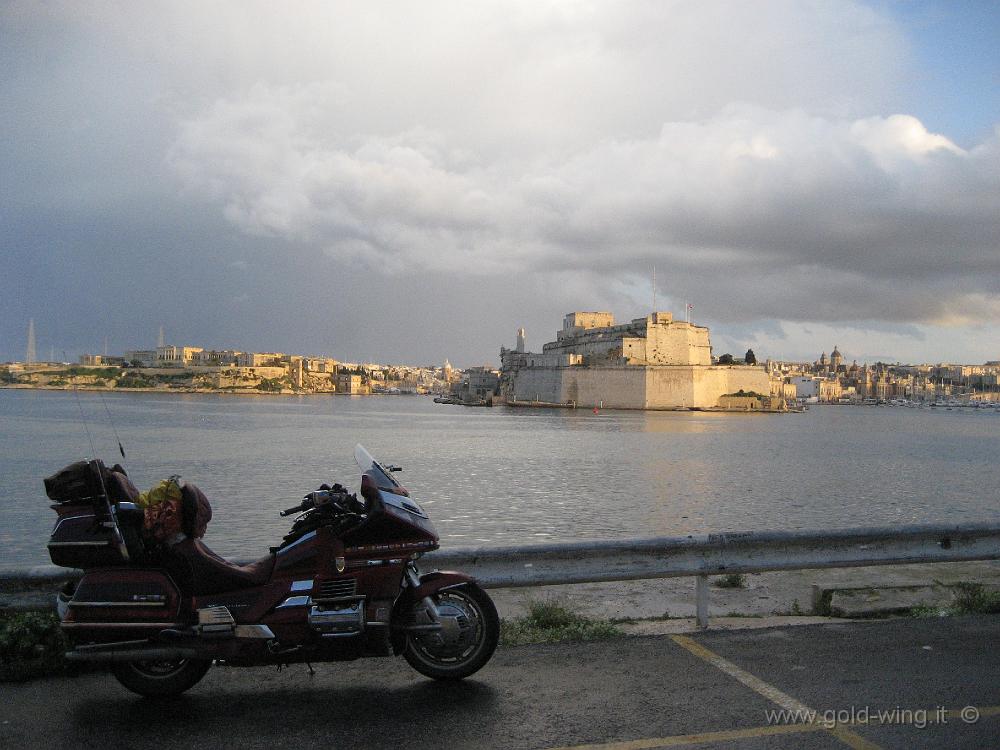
(0, 384, 427, 399)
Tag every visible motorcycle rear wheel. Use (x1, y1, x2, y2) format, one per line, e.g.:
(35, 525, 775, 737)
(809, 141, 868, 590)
(111, 658, 212, 697)
(404, 583, 499, 680)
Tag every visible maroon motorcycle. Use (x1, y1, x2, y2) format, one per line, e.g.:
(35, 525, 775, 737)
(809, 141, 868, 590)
(46, 444, 499, 696)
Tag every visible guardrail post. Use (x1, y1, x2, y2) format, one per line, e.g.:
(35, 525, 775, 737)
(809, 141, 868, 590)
(696, 574, 709, 629)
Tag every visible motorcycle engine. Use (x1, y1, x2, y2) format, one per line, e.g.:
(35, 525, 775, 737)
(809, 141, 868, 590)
(308, 598, 365, 637)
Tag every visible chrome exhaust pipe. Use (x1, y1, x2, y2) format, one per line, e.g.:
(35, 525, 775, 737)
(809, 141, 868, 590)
(65, 646, 199, 663)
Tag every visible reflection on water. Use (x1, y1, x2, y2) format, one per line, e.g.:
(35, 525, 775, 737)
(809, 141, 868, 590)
(636, 411, 728, 434)
(2, 389, 999, 565)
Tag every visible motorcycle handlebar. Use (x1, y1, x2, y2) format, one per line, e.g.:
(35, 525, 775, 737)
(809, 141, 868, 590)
(280, 493, 318, 516)
(279, 487, 361, 517)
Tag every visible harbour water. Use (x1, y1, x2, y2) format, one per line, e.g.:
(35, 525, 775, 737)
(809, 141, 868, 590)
(2, 389, 999, 566)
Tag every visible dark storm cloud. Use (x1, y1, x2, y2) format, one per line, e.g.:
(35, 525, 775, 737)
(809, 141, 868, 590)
(2, 1, 998, 364)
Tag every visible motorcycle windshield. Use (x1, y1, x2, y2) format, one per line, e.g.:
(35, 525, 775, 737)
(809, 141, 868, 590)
(354, 443, 429, 518)
(354, 443, 403, 492)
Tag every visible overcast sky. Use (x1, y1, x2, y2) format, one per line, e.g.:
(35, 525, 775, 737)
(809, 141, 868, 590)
(2, 1, 998, 367)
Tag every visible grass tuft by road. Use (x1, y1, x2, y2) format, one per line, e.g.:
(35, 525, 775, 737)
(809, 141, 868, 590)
(911, 581, 1000, 618)
(501, 599, 624, 646)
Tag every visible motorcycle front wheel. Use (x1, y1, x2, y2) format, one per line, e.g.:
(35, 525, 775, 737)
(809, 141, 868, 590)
(404, 583, 499, 680)
(111, 658, 212, 697)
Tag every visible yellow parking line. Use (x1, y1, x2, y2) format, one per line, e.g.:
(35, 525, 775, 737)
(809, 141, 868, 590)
(670, 635, 881, 750)
(544, 721, 827, 749)
(545, 704, 1000, 750)
(544, 637, 1000, 750)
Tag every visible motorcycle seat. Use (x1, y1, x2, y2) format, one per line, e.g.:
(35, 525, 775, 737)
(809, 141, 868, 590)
(164, 537, 275, 596)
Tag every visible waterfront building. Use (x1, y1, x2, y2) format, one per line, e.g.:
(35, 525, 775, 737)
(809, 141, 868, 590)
(460, 367, 500, 404)
(499, 311, 770, 410)
(305, 357, 337, 373)
(155, 346, 204, 365)
(791, 376, 819, 399)
(819, 378, 842, 402)
(191, 349, 241, 366)
(336, 372, 366, 394)
(238, 352, 284, 367)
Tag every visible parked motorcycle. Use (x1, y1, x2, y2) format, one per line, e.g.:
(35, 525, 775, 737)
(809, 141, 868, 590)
(46, 444, 499, 696)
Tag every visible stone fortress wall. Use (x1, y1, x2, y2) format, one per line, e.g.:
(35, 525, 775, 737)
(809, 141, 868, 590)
(501, 311, 770, 410)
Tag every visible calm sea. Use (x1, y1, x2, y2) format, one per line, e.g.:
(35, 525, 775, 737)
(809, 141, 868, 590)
(2, 389, 999, 566)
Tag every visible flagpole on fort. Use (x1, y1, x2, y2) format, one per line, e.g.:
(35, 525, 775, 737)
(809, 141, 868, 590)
(651, 266, 656, 312)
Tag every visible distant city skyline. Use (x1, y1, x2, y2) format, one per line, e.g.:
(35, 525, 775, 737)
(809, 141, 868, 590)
(8, 317, 997, 371)
(2, 2, 997, 367)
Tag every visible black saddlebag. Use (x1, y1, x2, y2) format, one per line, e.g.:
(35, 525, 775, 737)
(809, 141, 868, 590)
(46, 459, 145, 568)
(48, 503, 145, 570)
(44, 461, 103, 504)
(48, 502, 146, 568)
(44, 459, 139, 504)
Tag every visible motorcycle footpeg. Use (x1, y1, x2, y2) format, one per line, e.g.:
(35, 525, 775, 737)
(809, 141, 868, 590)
(196, 606, 237, 636)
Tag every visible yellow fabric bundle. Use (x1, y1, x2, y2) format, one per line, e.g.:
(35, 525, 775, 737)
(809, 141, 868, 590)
(138, 476, 184, 542)
(136, 476, 182, 509)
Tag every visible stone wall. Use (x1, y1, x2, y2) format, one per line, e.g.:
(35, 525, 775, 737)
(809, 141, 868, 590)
(562, 366, 647, 408)
(509, 363, 770, 409)
(508, 366, 564, 404)
(645, 366, 698, 407)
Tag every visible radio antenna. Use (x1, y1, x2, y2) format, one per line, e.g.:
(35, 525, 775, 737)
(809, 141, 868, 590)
(66, 352, 99, 461)
(65, 351, 130, 561)
(98, 391, 126, 461)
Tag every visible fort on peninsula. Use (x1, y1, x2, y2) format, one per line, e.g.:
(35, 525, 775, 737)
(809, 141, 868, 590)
(498, 311, 773, 410)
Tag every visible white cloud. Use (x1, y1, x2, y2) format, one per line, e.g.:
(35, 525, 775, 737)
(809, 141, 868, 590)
(851, 114, 964, 159)
(168, 93, 1000, 327)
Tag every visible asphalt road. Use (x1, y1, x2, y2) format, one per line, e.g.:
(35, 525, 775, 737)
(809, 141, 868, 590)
(2, 616, 998, 750)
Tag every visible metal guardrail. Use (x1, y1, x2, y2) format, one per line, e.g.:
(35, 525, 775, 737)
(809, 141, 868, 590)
(424, 522, 1000, 627)
(3, 522, 999, 628)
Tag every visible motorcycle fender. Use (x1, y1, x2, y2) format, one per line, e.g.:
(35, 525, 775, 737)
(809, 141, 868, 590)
(411, 570, 475, 600)
(389, 571, 476, 655)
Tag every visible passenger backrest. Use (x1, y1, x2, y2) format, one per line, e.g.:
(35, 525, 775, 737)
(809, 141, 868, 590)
(181, 483, 212, 538)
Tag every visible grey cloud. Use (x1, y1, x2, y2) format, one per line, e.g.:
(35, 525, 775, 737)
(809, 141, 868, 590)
(169, 97, 1000, 328)
(3, 1, 998, 365)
